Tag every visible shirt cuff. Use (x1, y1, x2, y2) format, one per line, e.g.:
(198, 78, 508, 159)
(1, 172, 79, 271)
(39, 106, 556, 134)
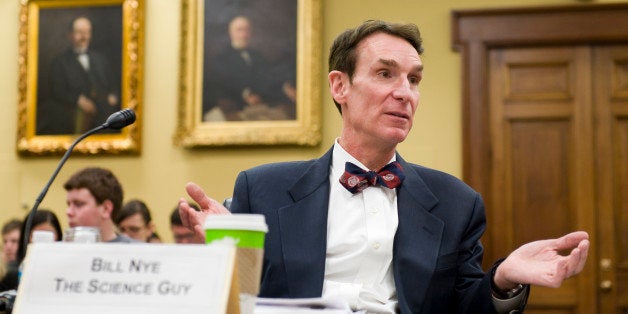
(489, 258, 530, 313)
(491, 284, 529, 314)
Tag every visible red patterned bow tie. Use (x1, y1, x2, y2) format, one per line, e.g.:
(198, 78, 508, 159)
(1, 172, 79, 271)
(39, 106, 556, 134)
(339, 161, 405, 194)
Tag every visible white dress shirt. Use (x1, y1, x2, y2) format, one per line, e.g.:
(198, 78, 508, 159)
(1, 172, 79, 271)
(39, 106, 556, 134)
(322, 140, 398, 313)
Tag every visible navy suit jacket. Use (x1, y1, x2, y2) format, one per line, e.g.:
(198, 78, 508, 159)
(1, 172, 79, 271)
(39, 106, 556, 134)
(229, 147, 503, 313)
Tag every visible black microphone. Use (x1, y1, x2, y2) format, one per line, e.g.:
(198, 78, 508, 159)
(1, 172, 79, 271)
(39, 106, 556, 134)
(21, 109, 136, 253)
(102, 108, 136, 130)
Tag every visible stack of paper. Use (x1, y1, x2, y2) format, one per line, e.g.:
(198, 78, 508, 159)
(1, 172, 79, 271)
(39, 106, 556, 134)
(254, 297, 358, 314)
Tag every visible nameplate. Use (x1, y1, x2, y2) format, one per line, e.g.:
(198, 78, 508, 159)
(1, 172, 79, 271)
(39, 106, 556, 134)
(13, 242, 237, 314)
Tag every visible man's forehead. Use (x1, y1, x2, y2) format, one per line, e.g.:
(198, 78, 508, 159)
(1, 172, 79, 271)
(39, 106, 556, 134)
(355, 36, 422, 73)
(68, 187, 95, 199)
(121, 213, 144, 222)
(73, 18, 91, 29)
(358, 33, 420, 58)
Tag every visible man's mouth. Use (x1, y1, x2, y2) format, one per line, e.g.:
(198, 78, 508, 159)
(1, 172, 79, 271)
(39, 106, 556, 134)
(387, 112, 409, 119)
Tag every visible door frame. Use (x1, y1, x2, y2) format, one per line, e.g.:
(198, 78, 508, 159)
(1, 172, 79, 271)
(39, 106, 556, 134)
(452, 2, 628, 199)
(452, 4, 628, 312)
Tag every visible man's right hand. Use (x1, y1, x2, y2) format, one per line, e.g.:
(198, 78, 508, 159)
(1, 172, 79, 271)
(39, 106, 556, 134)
(178, 182, 230, 243)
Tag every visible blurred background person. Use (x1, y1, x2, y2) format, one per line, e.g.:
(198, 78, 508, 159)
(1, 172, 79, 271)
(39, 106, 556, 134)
(16, 209, 63, 265)
(147, 232, 162, 243)
(169, 203, 198, 244)
(114, 199, 159, 243)
(1, 219, 22, 267)
(64, 167, 135, 243)
(1, 209, 62, 291)
(0, 261, 5, 291)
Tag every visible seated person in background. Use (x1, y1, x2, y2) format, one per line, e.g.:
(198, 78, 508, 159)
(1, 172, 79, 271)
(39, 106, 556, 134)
(1, 219, 22, 267)
(64, 167, 135, 243)
(179, 20, 590, 313)
(1, 209, 62, 291)
(147, 232, 162, 243)
(0, 261, 5, 291)
(0, 219, 22, 291)
(114, 199, 159, 243)
(16, 209, 63, 262)
(170, 203, 198, 244)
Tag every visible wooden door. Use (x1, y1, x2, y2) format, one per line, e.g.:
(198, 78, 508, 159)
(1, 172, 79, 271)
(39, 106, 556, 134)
(488, 45, 596, 313)
(592, 46, 628, 314)
(453, 4, 628, 313)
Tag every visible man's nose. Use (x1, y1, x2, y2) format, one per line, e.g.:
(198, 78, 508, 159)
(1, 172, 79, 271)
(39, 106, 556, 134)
(392, 78, 414, 102)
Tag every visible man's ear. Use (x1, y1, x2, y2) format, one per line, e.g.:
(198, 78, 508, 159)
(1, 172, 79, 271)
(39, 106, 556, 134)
(329, 70, 348, 105)
(100, 200, 114, 219)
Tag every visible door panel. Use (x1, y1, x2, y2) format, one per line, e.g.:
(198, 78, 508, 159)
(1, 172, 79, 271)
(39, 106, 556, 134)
(488, 46, 596, 313)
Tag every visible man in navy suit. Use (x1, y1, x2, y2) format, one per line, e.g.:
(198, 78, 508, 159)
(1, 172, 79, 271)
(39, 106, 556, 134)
(179, 20, 589, 313)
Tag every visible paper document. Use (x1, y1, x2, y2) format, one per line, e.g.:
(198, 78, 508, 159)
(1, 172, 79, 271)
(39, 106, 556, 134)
(255, 297, 358, 313)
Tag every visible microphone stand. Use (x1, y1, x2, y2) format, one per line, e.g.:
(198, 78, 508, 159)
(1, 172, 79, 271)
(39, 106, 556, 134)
(21, 108, 135, 250)
(21, 124, 106, 253)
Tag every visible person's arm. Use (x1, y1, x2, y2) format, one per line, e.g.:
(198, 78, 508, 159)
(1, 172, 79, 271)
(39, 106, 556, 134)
(178, 182, 230, 243)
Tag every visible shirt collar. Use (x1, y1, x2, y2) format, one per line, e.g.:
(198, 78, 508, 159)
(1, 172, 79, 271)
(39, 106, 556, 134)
(331, 138, 396, 179)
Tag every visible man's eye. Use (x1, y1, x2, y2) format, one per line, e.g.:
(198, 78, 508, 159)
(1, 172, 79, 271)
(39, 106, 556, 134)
(121, 227, 142, 233)
(378, 71, 390, 78)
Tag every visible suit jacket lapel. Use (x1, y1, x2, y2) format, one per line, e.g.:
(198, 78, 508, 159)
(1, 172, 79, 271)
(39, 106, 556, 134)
(278, 148, 333, 297)
(274, 150, 446, 305)
(394, 155, 445, 312)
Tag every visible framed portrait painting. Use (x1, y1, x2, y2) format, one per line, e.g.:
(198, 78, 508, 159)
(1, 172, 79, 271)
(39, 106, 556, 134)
(175, 0, 322, 147)
(17, 0, 144, 156)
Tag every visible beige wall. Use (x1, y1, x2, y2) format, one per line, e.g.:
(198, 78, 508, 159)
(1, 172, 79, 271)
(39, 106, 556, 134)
(0, 0, 618, 242)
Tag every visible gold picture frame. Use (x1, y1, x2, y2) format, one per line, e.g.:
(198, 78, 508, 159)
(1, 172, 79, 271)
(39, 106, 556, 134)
(17, 0, 143, 156)
(174, 0, 322, 147)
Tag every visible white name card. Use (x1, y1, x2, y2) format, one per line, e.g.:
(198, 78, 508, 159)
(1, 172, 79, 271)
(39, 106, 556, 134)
(14, 242, 237, 314)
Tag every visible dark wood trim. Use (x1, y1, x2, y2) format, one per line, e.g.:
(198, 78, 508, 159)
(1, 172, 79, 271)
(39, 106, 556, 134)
(452, 3, 628, 49)
(451, 3, 628, 195)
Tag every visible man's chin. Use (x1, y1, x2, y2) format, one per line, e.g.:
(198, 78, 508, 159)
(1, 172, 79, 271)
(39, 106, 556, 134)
(384, 129, 410, 144)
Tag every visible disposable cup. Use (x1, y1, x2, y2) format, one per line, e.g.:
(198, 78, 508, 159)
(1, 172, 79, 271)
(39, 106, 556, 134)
(63, 227, 101, 243)
(204, 213, 268, 312)
(204, 214, 268, 249)
(32, 230, 55, 243)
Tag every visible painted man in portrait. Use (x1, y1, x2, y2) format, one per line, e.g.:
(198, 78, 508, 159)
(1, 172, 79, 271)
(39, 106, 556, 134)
(37, 16, 120, 135)
(203, 15, 296, 122)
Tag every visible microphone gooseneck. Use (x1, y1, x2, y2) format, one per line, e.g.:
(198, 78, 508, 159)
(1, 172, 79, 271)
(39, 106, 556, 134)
(21, 109, 136, 255)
